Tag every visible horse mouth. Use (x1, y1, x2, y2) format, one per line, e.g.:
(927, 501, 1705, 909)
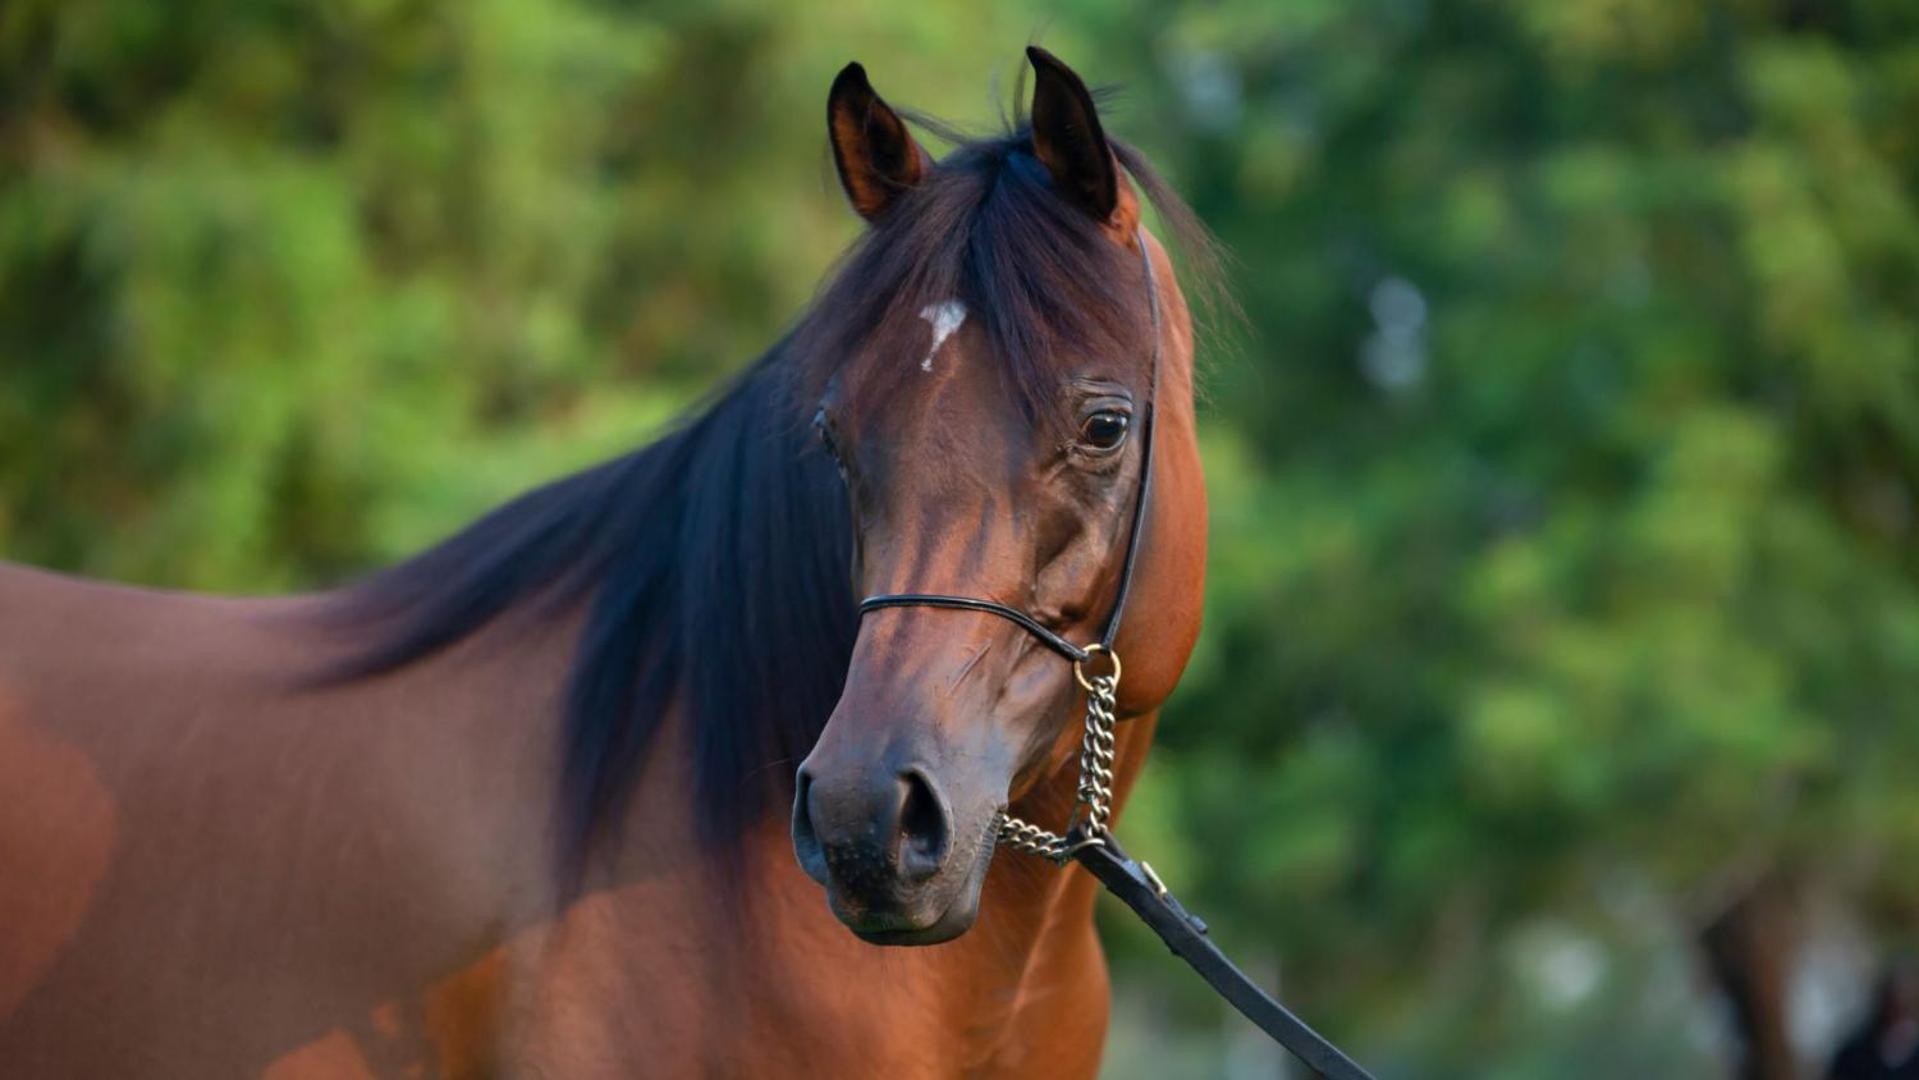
(830, 813, 999, 946)
(838, 886, 979, 946)
(849, 910, 973, 947)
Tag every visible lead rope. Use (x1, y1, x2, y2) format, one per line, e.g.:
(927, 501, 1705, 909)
(994, 646, 1121, 862)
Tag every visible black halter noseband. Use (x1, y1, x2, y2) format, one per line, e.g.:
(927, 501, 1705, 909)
(855, 227, 1162, 666)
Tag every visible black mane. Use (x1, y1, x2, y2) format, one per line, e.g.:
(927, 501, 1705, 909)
(324, 121, 1219, 867)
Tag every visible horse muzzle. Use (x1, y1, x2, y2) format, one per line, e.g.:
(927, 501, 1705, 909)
(791, 741, 1001, 945)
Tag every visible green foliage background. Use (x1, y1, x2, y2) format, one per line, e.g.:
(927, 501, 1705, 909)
(4, 1, 1917, 1075)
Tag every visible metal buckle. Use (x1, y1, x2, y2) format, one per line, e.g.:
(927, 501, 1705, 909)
(1139, 859, 1169, 899)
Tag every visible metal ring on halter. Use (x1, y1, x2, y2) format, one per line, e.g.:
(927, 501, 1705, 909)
(1073, 643, 1121, 694)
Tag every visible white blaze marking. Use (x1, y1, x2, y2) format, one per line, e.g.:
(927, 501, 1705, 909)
(917, 300, 967, 372)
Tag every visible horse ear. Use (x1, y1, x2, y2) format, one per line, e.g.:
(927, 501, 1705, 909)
(1026, 46, 1136, 237)
(827, 62, 931, 222)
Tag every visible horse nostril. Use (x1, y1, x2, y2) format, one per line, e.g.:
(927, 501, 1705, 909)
(791, 767, 829, 886)
(895, 767, 951, 882)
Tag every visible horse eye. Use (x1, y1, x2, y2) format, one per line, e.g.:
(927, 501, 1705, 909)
(1079, 410, 1130, 452)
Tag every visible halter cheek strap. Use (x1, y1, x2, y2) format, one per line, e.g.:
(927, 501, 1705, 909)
(856, 225, 1163, 666)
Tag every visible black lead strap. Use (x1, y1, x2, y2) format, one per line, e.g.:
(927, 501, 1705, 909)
(856, 228, 1376, 1080)
(1074, 834, 1376, 1080)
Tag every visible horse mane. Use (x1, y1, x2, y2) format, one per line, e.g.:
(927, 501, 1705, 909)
(321, 117, 1222, 871)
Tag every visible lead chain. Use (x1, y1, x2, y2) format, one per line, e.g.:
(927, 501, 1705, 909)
(994, 666, 1121, 864)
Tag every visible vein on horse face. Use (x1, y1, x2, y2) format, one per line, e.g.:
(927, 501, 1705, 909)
(946, 638, 993, 695)
(917, 300, 967, 372)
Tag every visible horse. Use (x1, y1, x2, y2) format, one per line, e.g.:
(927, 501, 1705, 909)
(0, 47, 1215, 1077)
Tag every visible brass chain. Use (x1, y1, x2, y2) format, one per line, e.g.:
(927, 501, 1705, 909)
(993, 650, 1121, 864)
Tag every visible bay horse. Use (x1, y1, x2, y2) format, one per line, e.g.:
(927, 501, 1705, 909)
(0, 48, 1214, 1077)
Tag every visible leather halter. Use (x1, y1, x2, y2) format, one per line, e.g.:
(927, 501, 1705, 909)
(856, 226, 1162, 667)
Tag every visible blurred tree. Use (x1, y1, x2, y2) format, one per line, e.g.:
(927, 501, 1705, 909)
(0, 0, 1050, 586)
(1070, 0, 1919, 1075)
